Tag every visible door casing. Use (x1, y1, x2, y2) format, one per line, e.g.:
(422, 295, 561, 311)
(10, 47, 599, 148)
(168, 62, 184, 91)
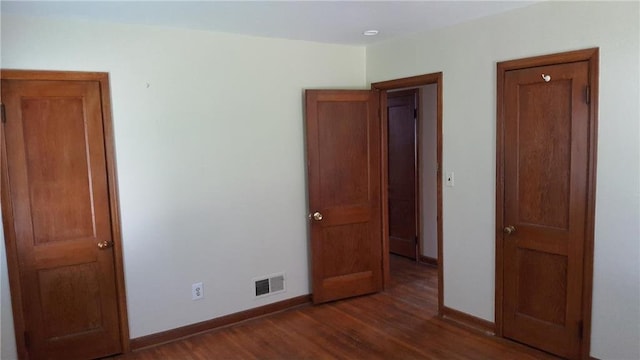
(372, 72, 443, 315)
(495, 48, 599, 359)
(0, 69, 130, 359)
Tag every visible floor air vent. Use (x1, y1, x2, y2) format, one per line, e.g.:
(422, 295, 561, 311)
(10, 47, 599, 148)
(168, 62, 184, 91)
(254, 273, 285, 298)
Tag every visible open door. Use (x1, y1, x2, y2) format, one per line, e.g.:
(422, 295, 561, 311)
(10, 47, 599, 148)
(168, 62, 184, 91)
(305, 90, 383, 304)
(1, 70, 129, 359)
(387, 89, 418, 260)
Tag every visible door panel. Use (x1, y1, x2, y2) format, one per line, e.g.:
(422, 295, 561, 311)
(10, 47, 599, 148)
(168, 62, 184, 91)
(22, 97, 98, 243)
(502, 61, 590, 359)
(305, 90, 382, 304)
(387, 90, 418, 259)
(317, 102, 369, 207)
(2, 79, 122, 359)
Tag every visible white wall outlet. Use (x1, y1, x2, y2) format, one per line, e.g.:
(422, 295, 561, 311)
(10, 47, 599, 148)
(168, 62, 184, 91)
(192, 282, 203, 300)
(446, 172, 455, 187)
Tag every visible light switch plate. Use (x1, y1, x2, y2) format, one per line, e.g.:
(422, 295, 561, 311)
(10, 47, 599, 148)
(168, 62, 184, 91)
(446, 172, 454, 187)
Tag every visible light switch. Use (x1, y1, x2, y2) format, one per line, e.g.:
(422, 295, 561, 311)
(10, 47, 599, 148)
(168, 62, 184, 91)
(446, 172, 454, 187)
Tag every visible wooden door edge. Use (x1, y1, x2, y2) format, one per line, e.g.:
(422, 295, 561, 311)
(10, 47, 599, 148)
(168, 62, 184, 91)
(581, 48, 599, 360)
(494, 48, 599, 359)
(435, 75, 444, 317)
(1, 107, 28, 360)
(415, 87, 423, 262)
(99, 75, 132, 353)
(0, 69, 131, 357)
(495, 58, 506, 338)
(378, 90, 391, 289)
(372, 72, 444, 316)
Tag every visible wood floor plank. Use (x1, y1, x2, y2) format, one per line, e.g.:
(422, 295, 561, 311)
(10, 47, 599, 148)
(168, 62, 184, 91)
(267, 310, 369, 359)
(114, 255, 560, 359)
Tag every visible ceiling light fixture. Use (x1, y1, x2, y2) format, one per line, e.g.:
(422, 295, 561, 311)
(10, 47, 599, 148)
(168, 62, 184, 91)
(363, 30, 379, 36)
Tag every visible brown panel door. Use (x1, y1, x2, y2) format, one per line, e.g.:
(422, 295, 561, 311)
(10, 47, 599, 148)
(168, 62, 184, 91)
(305, 90, 382, 304)
(2, 79, 122, 359)
(387, 90, 418, 260)
(502, 61, 590, 359)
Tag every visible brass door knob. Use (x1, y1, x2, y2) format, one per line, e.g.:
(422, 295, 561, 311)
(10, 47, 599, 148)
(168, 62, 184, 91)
(312, 212, 323, 221)
(503, 226, 516, 235)
(97, 240, 114, 250)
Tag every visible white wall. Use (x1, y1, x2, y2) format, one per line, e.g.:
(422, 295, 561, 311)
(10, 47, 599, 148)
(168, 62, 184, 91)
(0, 14, 365, 359)
(367, 1, 640, 358)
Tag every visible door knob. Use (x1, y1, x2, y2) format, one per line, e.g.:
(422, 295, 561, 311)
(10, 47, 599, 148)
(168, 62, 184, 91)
(97, 240, 114, 250)
(503, 225, 516, 235)
(311, 212, 323, 221)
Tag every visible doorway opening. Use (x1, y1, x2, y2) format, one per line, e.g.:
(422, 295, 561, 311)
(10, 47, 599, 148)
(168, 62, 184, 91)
(372, 73, 443, 314)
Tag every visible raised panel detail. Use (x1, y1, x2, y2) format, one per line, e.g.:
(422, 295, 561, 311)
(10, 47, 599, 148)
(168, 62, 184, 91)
(517, 81, 571, 229)
(39, 263, 103, 339)
(318, 102, 369, 208)
(322, 223, 370, 277)
(22, 97, 96, 244)
(516, 249, 567, 325)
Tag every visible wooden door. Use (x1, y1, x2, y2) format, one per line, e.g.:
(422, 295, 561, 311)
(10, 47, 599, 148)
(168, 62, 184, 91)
(499, 58, 594, 359)
(305, 90, 382, 304)
(1, 77, 124, 359)
(387, 90, 418, 260)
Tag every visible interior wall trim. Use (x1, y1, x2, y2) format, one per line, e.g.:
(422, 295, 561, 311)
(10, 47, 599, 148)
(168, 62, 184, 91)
(441, 306, 496, 335)
(130, 295, 311, 350)
(371, 72, 444, 316)
(418, 255, 438, 266)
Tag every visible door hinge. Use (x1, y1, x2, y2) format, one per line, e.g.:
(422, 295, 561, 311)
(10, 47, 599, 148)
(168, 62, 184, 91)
(1, 103, 6, 124)
(585, 86, 591, 104)
(578, 320, 583, 339)
(24, 331, 30, 348)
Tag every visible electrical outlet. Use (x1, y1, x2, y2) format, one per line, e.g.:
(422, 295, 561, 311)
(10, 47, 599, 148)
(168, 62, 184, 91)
(192, 282, 203, 300)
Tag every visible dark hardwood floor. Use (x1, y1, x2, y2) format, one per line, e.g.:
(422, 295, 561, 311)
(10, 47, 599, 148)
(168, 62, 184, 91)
(114, 255, 559, 359)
